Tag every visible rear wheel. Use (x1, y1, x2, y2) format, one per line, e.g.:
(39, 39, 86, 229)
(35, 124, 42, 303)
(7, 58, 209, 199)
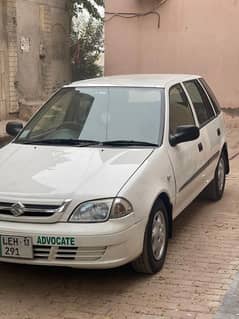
(132, 200, 169, 274)
(204, 154, 226, 201)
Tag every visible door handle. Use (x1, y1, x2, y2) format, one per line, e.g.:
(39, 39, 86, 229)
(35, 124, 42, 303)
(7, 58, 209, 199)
(217, 128, 221, 136)
(198, 143, 203, 152)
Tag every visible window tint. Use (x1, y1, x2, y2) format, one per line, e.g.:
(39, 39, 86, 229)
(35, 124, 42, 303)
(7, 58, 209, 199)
(184, 80, 215, 126)
(107, 88, 163, 143)
(169, 84, 195, 135)
(26, 88, 108, 141)
(32, 90, 73, 132)
(17, 87, 164, 145)
(199, 78, 221, 115)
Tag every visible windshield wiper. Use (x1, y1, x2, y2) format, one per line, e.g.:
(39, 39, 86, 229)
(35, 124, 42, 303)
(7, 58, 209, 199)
(101, 140, 159, 147)
(19, 139, 101, 146)
(19, 139, 158, 148)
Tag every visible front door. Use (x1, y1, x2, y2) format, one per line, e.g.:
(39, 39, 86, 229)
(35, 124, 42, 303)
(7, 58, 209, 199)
(183, 79, 221, 185)
(166, 84, 206, 217)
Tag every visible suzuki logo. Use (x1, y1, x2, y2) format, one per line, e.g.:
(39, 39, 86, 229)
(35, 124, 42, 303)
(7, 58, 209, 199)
(11, 202, 25, 217)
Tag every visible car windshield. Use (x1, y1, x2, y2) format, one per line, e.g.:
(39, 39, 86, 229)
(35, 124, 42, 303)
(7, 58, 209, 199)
(16, 87, 164, 146)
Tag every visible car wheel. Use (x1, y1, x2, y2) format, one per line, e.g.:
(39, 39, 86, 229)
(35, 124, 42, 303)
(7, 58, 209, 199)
(204, 154, 226, 201)
(131, 200, 169, 274)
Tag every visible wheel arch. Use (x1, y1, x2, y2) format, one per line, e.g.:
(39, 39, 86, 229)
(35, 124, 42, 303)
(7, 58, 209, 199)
(151, 192, 173, 238)
(222, 143, 230, 175)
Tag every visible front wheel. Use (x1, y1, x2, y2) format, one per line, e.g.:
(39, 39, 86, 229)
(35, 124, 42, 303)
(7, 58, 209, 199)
(131, 200, 169, 274)
(204, 154, 226, 201)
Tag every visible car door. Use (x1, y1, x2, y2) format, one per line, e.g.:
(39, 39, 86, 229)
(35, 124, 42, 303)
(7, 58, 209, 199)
(183, 79, 221, 186)
(166, 83, 206, 217)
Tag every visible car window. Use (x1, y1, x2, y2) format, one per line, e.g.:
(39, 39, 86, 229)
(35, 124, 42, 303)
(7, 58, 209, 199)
(25, 88, 108, 141)
(199, 78, 221, 115)
(16, 87, 165, 145)
(107, 88, 163, 143)
(169, 84, 196, 135)
(184, 80, 215, 126)
(33, 90, 73, 132)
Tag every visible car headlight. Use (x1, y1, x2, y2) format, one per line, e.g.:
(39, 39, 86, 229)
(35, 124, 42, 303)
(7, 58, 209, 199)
(69, 198, 133, 223)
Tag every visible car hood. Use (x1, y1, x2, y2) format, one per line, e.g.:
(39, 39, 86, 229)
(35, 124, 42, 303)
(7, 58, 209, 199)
(0, 144, 153, 202)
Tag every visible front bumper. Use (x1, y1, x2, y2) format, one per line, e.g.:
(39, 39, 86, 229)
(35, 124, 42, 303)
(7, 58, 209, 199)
(0, 219, 146, 269)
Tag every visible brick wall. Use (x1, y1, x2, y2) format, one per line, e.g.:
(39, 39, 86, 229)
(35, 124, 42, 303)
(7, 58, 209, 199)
(0, 0, 18, 120)
(6, 0, 18, 115)
(39, 4, 53, 97)
(0, 0, 71, 121)
(0, 1, 8, 121)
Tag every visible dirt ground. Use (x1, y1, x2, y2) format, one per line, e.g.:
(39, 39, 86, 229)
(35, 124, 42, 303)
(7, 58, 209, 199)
(0, 116, 239, 319)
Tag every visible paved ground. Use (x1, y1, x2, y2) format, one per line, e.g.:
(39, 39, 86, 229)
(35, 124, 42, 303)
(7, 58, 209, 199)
(0, 117, 239, 319)
(215, 273, 239, 319)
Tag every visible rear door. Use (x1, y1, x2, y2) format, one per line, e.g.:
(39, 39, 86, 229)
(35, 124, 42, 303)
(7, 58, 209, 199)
(183, 79, 221, 186)
(166, 84, 206, 217)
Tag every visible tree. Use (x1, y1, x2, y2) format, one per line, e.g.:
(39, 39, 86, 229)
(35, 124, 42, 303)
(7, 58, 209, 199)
(72, 17, 104, 81)
(70, 0, 104, 21)
(70, 0, 104, 80)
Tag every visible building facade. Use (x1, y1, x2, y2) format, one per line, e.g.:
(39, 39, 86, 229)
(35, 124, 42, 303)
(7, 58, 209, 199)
(105, 0, 239, 108)
(0, 0, 71, 121)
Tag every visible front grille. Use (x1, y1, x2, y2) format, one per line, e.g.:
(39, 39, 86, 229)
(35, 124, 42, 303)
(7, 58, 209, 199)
(0, 200, 71, 223)
(56, 246, 79, 260)
(33, 245, 106, 262)
(0, 202, 61, 218)
(34, 245, 51, 259)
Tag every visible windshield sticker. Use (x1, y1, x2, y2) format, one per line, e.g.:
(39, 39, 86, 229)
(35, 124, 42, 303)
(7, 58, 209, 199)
(129, 89, 162, 103)
(75, 88, 107, 95)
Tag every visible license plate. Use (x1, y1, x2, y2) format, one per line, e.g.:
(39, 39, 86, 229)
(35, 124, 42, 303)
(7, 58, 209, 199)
(0, 235, 33, 259)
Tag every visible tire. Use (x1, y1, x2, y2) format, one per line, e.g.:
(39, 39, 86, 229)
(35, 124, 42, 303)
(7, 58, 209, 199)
(203, 153, 226, 201)
(131, 200, 169, 274)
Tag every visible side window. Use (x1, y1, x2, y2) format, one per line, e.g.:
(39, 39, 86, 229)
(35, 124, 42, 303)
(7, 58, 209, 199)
(199, 78, 221, 115)
(184, 80, 215, 126)
(169, 84, 196, 135)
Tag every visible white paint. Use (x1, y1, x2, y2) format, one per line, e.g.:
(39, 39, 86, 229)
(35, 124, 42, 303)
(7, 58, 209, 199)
(0, 74, 226, 269)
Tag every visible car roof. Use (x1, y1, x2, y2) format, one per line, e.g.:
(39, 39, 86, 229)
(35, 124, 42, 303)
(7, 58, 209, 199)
(66, 74, 201, 89)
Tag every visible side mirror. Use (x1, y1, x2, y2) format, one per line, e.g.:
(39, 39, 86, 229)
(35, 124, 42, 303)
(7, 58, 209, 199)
(170, 125, 200, 147)
(6, 122, 23, 137)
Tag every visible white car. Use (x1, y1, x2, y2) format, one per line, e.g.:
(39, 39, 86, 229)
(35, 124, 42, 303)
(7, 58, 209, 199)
(0, 74, 229, 274)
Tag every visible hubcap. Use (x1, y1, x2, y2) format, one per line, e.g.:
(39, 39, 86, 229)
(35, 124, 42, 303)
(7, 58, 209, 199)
(151, 211, 166, 261)
(218, 157, 225, 192)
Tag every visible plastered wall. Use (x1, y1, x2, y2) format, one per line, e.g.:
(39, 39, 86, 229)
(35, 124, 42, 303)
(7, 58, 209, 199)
(105, 0, 239, 108)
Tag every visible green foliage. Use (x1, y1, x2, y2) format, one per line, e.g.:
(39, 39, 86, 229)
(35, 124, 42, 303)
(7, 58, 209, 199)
(72, 18, 104, 81)
(69, 0, 104, 81)
(70, 0, 104, 20)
